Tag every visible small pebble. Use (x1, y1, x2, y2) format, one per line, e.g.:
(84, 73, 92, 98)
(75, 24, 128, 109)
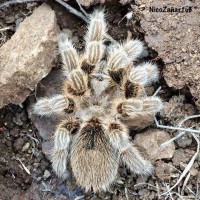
(43, 170, 51, 179)
(22, 142, 30, 152)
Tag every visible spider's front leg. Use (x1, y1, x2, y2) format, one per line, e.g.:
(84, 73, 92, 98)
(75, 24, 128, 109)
(32, 94, 73, 117)
(81, 10, 106, 75)
(63, 69, 90, 99)
(129, 62, 159, 86)
(108, 122, 153, 176)
(52, 118, 80, 179)
(58, 33, 80, 74)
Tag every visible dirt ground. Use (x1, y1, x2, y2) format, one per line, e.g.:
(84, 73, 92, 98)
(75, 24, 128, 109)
(0, 0, 200, 199)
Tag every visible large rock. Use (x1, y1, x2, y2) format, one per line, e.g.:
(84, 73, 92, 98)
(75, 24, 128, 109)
(134, 129, 175, 160)
(134, 0, 200, 109)
(0, 4, 58, 108)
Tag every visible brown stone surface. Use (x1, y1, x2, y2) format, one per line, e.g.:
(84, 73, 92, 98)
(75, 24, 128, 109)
(134, 0, 200, 109)
(134, 129, 175, 160)
(0, 4, 58, 108)
(79, 0, 105, 7)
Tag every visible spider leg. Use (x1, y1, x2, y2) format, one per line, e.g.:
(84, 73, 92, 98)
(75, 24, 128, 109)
(115, 96, 163, 119)
(32, 95, 71, 117)
(122, 78, 141, 99)
(122, 39, 145, 61)
(129, 62, 159, 86)
(81, 10, 107, 74)
(108, 121, 153, 176)
(107, 43, 135, 87)
(63, 69, 90, 99)
(58, 33, 80, 74)
(120, 144, 153, 176)
(52, 118, 80, 179)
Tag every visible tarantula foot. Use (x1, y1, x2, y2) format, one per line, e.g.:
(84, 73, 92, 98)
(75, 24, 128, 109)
(121, 144, 153, 176)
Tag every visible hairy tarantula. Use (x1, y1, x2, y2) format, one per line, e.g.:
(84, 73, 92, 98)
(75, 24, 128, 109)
(32, 9, 163, 192)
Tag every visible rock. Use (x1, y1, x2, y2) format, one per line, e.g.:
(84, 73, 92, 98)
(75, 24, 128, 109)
(176, 133, 193, 148)
(161, 95, 196, 125)
(154, 160, 177, 180)
(43, 170, 51, 179)
(22, 142, 30, 152)
(119, 0, 132, 5)
(0, 4, 58, 109)
(9, 128, 19, 137)
(29, 68, 64, 141)
(42, 140, 53, 161)
(134, 129, 175, 160)
(172, 149, 195, 167)
(121, 114, 154, 130)
(134, 0, 200, 109)
(14, 137, 25, 151)
(78, 0, 105, 7)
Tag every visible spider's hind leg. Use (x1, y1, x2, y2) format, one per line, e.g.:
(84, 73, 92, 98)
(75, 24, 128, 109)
(120, 144, 153, 176)
(52, 118, 80, 179)
(108, 121, 153, 176)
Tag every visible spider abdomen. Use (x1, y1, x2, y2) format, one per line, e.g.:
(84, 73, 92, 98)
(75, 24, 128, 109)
(70, 138, 119, 192)
(70, 119, 119, 192)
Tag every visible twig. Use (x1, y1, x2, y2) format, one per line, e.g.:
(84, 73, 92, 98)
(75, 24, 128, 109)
(181, 172, 191, 195)
(155, 116, 200, 134)
(0, 26, 13, 32)
(178, 114, 200, 127)
(161, 132, 200, 196)
(76, 0, 89, 18)
(54, 0, 88, 22)
(159, 114, 200, 148)
(0, 0, 45, 9)
(153, 86, 162, 97)
(16, 157, 31, 175)
(164, 182, 175, 200)
(160, 131, 185, 149)
(54, 0, 117, 43)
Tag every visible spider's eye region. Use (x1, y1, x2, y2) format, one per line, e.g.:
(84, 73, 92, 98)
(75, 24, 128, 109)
(98, 76, 103, 81)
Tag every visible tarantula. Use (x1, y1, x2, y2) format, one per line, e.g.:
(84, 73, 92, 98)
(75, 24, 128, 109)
(32, 9, 163, 192)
